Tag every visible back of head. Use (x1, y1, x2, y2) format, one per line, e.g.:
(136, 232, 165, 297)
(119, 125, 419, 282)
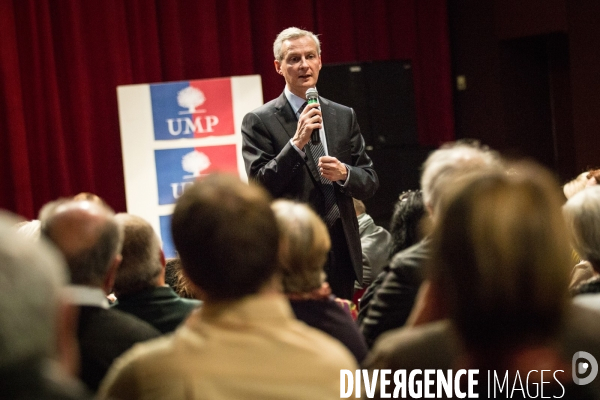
(388, 190, 426, 256)
(112, 214, 162, 297)
(273, 27, 321, 62)
(271, 200, 331, 293)
(40, 199, 123, 287)
(171, 174, 279, 301)
(0, 213, 68, 368)
(429, 162, 571, 351)
(420, 140, 503, 213)
(563, 186, 600, 268)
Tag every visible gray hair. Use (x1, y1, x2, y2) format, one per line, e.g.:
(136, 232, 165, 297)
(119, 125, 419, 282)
(112, 213, 163, 297)
(273, 27, 321, 62)
(563, 186, 600, 267)
(0, 213, 68, 368)
(420, 141, 502, 212)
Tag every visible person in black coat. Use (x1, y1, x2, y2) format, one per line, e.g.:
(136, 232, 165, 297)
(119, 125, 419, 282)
(41, 199, 160, 392)
(242, 27, 379, 299)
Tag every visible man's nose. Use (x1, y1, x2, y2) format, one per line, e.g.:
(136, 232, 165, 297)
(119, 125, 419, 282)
(299, 57, 309, 68)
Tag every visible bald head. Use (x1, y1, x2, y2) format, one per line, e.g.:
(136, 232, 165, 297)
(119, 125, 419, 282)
(41, 199, 123, 288)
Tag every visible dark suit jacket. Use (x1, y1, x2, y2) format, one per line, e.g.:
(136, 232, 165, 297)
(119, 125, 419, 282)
(112, 286, 201, 334)
(241, 92, 379, 282)
(358, 239, 430, 347)
(77, 306, 160, 392)
(290, 297, 369, 364)
(365, 304, 600, 398)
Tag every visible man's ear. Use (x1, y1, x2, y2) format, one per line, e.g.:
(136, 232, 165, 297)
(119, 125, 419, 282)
(159, 248, 166, 269)
(274, 59, 282, 75)
(156, 249, 167, 286)
(103, 254, 122, 295)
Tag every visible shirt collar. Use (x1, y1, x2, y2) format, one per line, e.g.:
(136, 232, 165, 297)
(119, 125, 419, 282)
(65, 285, 110, 309)
(284, 86, 309, 117)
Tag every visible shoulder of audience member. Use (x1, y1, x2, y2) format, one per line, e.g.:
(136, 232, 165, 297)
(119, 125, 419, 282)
(288, 317, 359, 369)
(106, 308, 162, 338)
(97, 335, 173, 399)
(363, 320, 458, 369)
(386, 240, 431, 281)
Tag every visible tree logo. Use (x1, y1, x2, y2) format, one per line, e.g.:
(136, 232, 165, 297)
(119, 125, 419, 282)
(182, 150, 211, 179)
(177, 86, 206, 115)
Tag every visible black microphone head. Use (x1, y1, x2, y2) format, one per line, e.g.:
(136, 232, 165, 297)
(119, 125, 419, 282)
(306, 88, 319, 101)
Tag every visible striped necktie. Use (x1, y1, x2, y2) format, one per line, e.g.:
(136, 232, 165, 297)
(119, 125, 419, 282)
(298, 102, 341, 226)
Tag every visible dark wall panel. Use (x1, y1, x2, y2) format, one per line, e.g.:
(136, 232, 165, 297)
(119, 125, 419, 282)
(318, 60, 427, 227)
(318, 60, 418, 148)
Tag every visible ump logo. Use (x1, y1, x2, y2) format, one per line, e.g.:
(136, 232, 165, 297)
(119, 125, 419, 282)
(177, 86, 206, 115)
(150, 79, 234, 141)
(573, 351, 598, 385)
(155, 145, 238, 205)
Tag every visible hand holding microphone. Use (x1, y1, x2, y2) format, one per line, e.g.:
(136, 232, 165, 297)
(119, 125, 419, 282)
(305, 88, 321, 144)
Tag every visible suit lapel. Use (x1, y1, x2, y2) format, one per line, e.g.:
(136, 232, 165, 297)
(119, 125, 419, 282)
(320, 97, 339, 157)
(273, 93, 297, 140)
(273, 92, 322, 184)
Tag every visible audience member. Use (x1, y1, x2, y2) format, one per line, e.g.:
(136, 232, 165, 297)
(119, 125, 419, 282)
(387, 190, 426, 258)
(364, 162, 600, 398)
(111, 214, 201, 333)
(359, 141, 502, 346)
(0, 212, 91, 399)
(98, 174, 356, 399)
(41, 199, 160, 392)
(563, 168, 599, 199)
(164, 257, 179, 289)
(357, 190, 425, 323)
(353, 198, 392, 290)
(14, 218, 42, 240)
(165, 257, 201, 299)
(272, 199, 369, 363)
(564, 186, 600, 297)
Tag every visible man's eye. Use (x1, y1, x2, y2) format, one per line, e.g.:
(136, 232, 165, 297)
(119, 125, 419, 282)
(289, 57, 299, 63)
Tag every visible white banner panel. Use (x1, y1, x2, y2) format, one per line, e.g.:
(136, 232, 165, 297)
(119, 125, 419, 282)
(117, 75, 263, 258)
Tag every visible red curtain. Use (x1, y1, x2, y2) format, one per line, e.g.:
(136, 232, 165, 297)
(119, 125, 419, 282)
(0, 0, 453, 219)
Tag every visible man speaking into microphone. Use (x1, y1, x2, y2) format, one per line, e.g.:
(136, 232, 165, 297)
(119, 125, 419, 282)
(241, 27, 379, 299)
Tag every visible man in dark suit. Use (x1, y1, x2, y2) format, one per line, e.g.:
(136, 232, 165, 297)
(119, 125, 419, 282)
(242, 27, 379, 299)
(41, 199, 160, 392)
(111, 213, 201, 334)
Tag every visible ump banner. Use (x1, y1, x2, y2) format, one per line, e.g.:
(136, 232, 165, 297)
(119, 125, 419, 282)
(117, 75, 263, 258)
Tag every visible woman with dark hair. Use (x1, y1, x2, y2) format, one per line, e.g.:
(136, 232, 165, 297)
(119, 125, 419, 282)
(388, 190, 426, 258)
(357, 190, 425, 326)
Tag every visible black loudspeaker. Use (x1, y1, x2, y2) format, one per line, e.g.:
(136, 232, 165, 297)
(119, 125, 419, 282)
(318, 60, 418, 148)
(318, 60, 426, 228)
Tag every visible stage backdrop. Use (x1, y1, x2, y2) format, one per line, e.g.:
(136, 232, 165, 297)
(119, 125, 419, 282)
(118, 75, 262, 258)
(0, 0, 453, 220)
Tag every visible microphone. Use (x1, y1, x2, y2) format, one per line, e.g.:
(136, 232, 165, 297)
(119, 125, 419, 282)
(305, 88, 321, 144)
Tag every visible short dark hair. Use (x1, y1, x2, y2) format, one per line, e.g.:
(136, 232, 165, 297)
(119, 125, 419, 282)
(112, 214, 162, 298)
(388, 190, 426, 257)
(171, 174, 279, 301)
